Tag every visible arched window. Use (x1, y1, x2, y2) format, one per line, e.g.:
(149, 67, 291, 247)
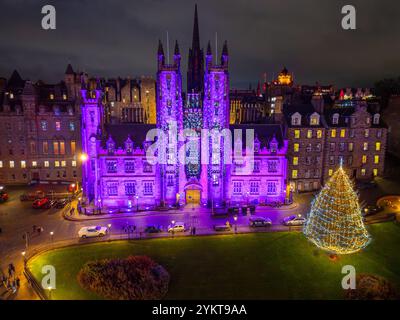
(332, 113, 339, 125)
(291, 112, 301, 126)
(373, 113, 380, 125)
(124, 136, 133, 153)
(107, 136, 115, 154)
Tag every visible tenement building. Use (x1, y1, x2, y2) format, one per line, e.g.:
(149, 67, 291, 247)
(0, 69, 82, 184)
(284, 93, 387, 192)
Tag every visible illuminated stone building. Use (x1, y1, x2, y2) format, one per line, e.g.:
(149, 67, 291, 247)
(0, 68, 82, 184)
(80, 6, 289, 210)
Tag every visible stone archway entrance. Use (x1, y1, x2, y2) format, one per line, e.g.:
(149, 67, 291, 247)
(186, 189, 201, 204)
(184, 180, 203, 206)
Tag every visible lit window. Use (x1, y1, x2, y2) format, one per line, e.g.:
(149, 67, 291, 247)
(328, 169, 333, 176)
(375, 142, 381, 151)
(363, 142, 368, 151)
(53, 142, 59, 155)
(293, 157, 299, 166)
(9, 93, 14, 99)
(32, 161, 37, 167)
(340, 129, 346, 138)
(71, 141, 76, 154)
(364, 129, 369, 138)
(55, 121, 61, 131)
(69, 121, 75, 131)
(362, 155, 367, 164)
(60, 141, 65, 155)
(61, 161, 67, 167)
(317, 130, 322, 139)
(374, 155, 380, 164)
(307, 130, 312, 139)
(21, 161, 26, 168)
(55, 161, 60, 167)
(44, 161, 49, 168)
(10, 161, 15, 168)
(373, 169, 378, 177)
(143, 181, 154, 195)
(125, 182, 136, 196)
(294, 143, 299, 152)
(72, 160, 77, 167)
(50, 93, 54, 100)
(43, 141, 49, 154)
(40, 120, 47, 131)
(233, 181, 243, 195)
(292, 170, 298, 179)
(361, 169, 366, 176)
(294, 130, 300, 139)
(331, 129, 336, 138)
(0, 161, 3, 168)
(63, 94, 67, 100)
(348, 143, 354, 152)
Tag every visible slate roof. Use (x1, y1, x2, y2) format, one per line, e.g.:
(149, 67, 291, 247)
(230, 124, 285, 149)
(102, 123, 157, 148)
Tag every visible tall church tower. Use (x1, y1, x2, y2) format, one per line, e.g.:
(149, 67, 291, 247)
(187, 4, 204, 94)
(80, 81, 103, 204)
(156, 39, 184, 206)
(201, 40, 230, 207)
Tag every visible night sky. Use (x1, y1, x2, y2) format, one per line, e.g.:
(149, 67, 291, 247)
(0, 0, 399, 89)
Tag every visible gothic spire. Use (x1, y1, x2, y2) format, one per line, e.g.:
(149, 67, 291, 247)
(158, 39, 164, 56)
(192, 4, 200, 50)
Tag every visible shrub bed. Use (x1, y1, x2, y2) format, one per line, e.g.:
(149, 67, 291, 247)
(77, 255, 170, 300)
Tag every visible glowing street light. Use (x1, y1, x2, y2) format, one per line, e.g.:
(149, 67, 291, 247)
(79, 153, 88, 162)
(50, 231, 54, 242)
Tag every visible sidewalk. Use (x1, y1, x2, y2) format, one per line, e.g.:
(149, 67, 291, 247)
(63, 202, 299, 222)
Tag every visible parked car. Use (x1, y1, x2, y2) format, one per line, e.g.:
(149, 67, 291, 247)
(49, 199, 58, 207)
(214, 223, 232, 232)
(357, 181, 377, 190)
(55, 199, 68, 209)
(167, 222, 185, 233)
(363, 205, 383, 216)
(78, 226, 108, 238)
(283, 215, 306, 226)
(32, 198, 51, 209)
(20, 190, 45, 201)
(249, 216, 272, 227)
(145, 225, 163, 233)
(0, 191, 9, 203)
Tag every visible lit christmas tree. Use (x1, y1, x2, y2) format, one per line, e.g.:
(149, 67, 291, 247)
(303, 164, 371, 254)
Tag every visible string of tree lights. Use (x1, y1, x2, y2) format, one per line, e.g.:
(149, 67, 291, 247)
(303, 163, 371, 254)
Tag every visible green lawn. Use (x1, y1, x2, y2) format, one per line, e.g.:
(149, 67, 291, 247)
(28, 222, 400, 300)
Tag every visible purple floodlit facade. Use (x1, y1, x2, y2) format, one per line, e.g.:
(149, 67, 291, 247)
(80, 7, 288, 211)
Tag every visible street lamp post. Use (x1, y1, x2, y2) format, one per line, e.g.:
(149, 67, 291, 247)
(136, 195, 139, 212)
(47, 286, 52, 300)
(50, 231, 54, 243)
(233, 215, 238, 234)
(21, 251, 27, 266)
(108, 223, 112, 236)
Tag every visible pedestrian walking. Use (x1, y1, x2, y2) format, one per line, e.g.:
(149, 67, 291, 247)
(193, 226, 196, 235)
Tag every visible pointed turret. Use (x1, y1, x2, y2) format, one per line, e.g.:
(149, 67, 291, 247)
(8, 70, 25, 88)
(65, 63, 74, 75)
(205, 40, 212, 69)
(221, 40, 229, 67)
(174, 40, 181, 68)
(158, 39, 165, 69)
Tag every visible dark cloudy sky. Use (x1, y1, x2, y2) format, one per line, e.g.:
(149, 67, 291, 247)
(0, 0, 399, 89)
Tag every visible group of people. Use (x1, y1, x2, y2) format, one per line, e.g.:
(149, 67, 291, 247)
(1, 263, 20, 294)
